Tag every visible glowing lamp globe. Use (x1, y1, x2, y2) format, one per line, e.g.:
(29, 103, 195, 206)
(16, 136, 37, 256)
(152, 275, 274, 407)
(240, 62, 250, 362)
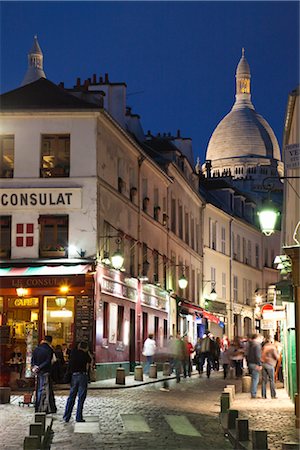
(178, 274, 188, 290)
(257, 208, 279, 236)
(111, 251, 124, 270)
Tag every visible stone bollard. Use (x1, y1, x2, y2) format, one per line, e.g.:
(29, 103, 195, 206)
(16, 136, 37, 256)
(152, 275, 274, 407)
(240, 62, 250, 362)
(23, 435, 41, 450)
(220, 392, 231, 413)
(163, 362, 170, 376)
(35, 412, 46, 435)
(252, 430, 268, 450)
(235, 418, 249, 442)
(223, 387, 234, 404)
(115, 365, 125, 385)
(226, 384, 236, 399)
(134, 365, 143, 381)
(149, 363, 157, 379)
(282, 444, 300, 450)
(242, 375, 252, 393)
(0, 387, 11, 404)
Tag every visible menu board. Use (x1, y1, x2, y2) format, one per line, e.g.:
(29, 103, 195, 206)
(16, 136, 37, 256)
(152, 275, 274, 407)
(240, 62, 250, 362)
(75, 296, 94, 345)
(0, 325, 10, 344)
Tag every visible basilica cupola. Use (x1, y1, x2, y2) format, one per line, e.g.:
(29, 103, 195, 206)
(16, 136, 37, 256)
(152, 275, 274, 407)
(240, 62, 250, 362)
(234, 48, 253, 110)
(21, 35, 46, 86)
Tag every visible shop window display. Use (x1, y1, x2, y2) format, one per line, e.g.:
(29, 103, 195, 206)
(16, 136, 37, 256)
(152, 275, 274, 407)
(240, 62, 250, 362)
(43, 296, 74, 348)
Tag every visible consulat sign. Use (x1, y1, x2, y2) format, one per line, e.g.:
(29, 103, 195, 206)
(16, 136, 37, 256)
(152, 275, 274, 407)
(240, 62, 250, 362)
(0, 188, 82, 210)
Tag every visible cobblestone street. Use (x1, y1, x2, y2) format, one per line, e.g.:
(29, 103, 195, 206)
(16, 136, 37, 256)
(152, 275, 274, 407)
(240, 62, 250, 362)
(0, 372, 299, 450)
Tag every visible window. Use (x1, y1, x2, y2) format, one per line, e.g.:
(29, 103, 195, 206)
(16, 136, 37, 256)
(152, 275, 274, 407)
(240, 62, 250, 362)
(209, 218, 217, 250)
(211, 267, 216, 285)
(233, 276, 238, 303)
(39, 215, 68, 257)
(248, 240, 252, 265)
(222, 272, 226, 300)
(221, 226, 226, 254)
(243, 238, 246, 263)
(154, 316, 159, 342)
(243, 278, 247, 304)
(191, 217, 195, 249)
(178, 203, 183, 239)
(117, 305, 124, 341)
(247, 280, 252, 306)
(163, 319, 168, 341)
(0, 216, 11, 257)
(142, 312, 148, 343)
(40, 134, 70, 177)
(103, 302, 109, 339)
(16, 223, 34, 247)
(185, 211, 189, 244)
(171, 198, 176, 233)
(0, 135, 14, 178)
(153, 250, 159, 283)
(255, 244, 259, 268)
(162, 255, 167, 290)
(237, 235, 241, 260)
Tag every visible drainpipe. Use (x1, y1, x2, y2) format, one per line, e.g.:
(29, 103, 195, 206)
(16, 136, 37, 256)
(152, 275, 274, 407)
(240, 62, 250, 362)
(229, 218, 234, 340)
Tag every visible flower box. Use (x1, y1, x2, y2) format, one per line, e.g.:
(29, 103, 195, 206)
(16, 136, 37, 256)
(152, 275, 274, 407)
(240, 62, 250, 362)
(41, 250, 65, 258)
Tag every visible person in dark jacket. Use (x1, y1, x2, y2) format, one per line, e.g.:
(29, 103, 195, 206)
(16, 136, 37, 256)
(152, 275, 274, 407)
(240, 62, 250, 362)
(63, 341, 91, 422)
(31, 335, 57, 413)
(199, 332, 214, 378)
(247, 334, 263, 398)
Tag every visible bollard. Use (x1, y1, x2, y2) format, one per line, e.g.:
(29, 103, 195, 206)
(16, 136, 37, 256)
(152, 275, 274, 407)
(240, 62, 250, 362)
(235, 418, 249, 442)
(242, 375, 251, 393)
(35, 412, 46, 435)
(229, 367, 235, 379)
(30, 423, 43, 439)
(223, 387, 234, 404)
(220, 392, 231, 413)
(0, 387, 11, 404)
(163, 362, 171, 376)
(115, 365, 125, 385)
(134, 365, 143, 381)
(227, 409, 239, 430)
(282, 444, 300, 450)
(23, 435, 41, 450)
(149, 363, 157, 379)
(252, 430, 268, 450)
(226, 384, 236, 399)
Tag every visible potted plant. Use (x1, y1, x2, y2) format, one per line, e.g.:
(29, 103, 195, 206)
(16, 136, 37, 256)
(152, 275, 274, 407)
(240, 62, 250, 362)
(40, 244, 66, 258)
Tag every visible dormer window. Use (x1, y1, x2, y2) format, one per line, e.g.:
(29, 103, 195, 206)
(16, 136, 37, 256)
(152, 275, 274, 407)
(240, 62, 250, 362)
(143, 197, 150, 213)
(40, 134, 70, 178)
(0, 135, 14, 178)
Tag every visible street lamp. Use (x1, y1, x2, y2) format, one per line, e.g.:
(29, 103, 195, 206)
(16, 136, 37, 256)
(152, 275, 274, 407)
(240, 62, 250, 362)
(202, 280, 217, 301)
(178, 273, 188, 290)
(100, 234, 124, 270)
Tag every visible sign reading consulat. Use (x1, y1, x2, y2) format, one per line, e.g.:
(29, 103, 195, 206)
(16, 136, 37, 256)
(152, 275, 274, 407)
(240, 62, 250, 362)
(0, 188, 82, 210)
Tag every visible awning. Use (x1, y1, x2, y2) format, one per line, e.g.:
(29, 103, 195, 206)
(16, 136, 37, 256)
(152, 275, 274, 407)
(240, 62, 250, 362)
(0, 264, 92, 277)
(180, 301, 220, 324)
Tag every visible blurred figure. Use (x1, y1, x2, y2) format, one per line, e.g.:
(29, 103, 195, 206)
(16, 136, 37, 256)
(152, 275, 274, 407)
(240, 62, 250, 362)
(261, 339, 278, 399)
(183, 336, 194, 377)
(199, 331, 214, 378)
(247, 334, 263, 399)
(173, 333, 185, 383)
(213, 337, 221, 371)
(221, 334, 229, 351)
(142, 334, 156, 375)
(221, 345, 231, 379)
(52, 345, 65, 383)
(194, 338, 202, 375)
(167, 335, 175, 373)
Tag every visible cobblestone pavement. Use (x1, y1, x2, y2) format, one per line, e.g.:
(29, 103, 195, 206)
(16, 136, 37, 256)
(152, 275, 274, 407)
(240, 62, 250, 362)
(0, 372, 298, 450)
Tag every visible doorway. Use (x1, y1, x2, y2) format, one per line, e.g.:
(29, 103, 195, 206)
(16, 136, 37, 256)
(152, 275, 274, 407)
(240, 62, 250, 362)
(129, 308, 136, 372)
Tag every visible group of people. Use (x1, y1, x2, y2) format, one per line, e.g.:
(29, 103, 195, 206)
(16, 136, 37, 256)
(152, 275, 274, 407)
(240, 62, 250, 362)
(31, 336, 93, 423)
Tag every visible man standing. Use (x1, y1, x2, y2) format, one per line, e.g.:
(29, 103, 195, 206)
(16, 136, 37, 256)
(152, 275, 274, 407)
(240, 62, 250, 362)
(247, 334, 263, 398)
(261, 339, 278, 399)
(32, 335, 56, 414)
(142, 334, 156, 375)
(63, 341, 91, 423)
(200, 332, 214, 378)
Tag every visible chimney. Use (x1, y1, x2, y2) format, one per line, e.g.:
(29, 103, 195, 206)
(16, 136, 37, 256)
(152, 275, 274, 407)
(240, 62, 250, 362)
(92, 74, 97, 84)
(84, 79, 90, 90)
(76, 77, 81, 87)
(99, 76, 103, 84)
(58, 82, 64, 88)
(104, 73, 109, 83)
(177, 129, 181, 138)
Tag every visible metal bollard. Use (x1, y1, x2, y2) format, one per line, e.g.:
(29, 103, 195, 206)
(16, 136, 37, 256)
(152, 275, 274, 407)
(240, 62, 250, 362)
(149, 363, 157, 378)
(0, 387, 11, 404)
(227, 409, 239, 430)
(235, 418, 249, 442)
(220, 392, 231, 413)
(115, 365, 125, 385)
(242, 375, 252, 393)
(23, 435, 41, 450)
(134, 365, 143, 381)
(282, 444, 300, 450)
(223, 387, 234, 404)
(30, 423, 43, 438)
(35, 412, 46, 435)
(252, 430, 268, 450)
(163, 362, 171, 376)
(226, 384, 236, 399)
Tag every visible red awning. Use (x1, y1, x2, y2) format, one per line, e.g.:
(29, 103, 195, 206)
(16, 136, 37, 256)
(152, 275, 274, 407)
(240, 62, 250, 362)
(0, 264, 92, 277)
(181, 301, 220, 324)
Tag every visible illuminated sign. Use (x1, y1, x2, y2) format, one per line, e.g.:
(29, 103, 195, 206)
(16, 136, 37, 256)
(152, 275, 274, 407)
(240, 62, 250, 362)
(0, 188, 82, 210)
(13, 298, 39, 307)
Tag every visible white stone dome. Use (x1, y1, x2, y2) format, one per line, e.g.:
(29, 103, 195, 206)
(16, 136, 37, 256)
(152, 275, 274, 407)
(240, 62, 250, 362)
(205, 49, 281, 164)
(206, 107, 281, 161)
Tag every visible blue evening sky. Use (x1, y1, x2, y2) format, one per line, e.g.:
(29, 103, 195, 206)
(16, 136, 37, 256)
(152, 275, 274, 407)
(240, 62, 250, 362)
(0, 1, 299, 164)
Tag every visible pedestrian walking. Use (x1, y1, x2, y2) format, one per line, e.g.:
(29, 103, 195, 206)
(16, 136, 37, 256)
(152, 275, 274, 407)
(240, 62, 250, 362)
(199, 331, 214, 378)
(194, 338, 202, 375)
(261, 339, 278, 399)
(213, 337, 221, 371)
(173, 333, 185, 383)
(247, 334, 263, 398)
(221, 346, 230, 379)
(183, 336, 193, 377)
(142, 334, 156, 375)
(63, 341, 91, 423)
(231, 337, 244, 378)
(31, 335, 57, 414)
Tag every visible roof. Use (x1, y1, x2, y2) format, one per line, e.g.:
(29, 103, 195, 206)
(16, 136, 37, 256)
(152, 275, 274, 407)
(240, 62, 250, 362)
(0, 78, 101, 111)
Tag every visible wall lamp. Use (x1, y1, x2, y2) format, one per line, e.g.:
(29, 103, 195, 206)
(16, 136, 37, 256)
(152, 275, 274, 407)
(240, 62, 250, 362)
(55, 297, 67, 307)
(258, 176, 300, 236)
(169, 263, 188, 289)
(100, 235, 124, 270)
(203, 280, 217, 301)
(16, 287, 28, 297)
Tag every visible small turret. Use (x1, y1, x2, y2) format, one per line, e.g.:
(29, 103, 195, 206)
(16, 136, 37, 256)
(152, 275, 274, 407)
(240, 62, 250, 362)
(21, 35, 46, 86)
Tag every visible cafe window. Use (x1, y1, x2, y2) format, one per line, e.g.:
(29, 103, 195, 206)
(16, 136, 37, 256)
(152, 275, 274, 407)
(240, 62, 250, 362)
(43, 296, 74, 347)
(0, 216, 11, 258)
(40, 134, 70, 178)
(0, 135, 14, 178)
(103, 302, 109, 339)
(39, 215, 68, 257)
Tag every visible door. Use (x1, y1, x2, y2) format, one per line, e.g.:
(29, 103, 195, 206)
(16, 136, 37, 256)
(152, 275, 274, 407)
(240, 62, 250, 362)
(129, 308, 135, 372)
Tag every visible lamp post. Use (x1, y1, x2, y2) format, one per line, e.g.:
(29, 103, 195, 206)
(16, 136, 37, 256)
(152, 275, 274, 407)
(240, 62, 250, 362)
(258, 175, 300, 429)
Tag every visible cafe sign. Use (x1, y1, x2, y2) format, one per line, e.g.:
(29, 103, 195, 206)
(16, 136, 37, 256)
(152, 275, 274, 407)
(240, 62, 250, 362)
(0, 188, 82, 210)
(12, 297, 39, 307)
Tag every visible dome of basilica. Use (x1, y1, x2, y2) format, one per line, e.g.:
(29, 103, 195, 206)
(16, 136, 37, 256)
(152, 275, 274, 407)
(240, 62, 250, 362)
(205, 49, 281, 165)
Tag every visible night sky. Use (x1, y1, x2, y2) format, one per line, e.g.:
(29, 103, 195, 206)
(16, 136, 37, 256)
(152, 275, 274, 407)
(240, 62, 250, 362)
(1, 1, 299, 164)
